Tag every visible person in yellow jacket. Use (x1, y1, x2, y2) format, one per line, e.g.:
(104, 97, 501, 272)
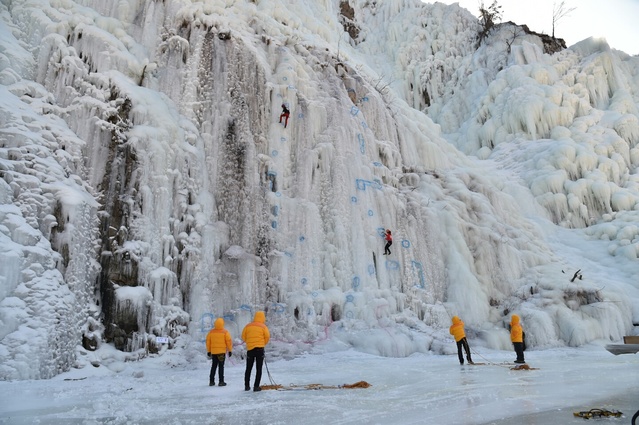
(510, 314, 525, 364)
(206, 318, 233, 386)
(449, 316, 474, 365)
(241, 311, 270, 392)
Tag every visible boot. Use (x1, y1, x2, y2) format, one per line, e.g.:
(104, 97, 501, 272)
(218, 382, 227, 387)
(209, 381, 215, 387)
(253, 386, 262, 392)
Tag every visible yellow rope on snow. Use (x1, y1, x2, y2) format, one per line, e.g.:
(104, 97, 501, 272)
(261, 381, 372, 391)
(510, 364, 539, 371)
(573, 408, 622, 419)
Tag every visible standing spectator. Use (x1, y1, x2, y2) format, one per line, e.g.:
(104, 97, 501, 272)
(206, 318, 233, 387)
(449, 316, 474, 365)
(510, 314, 525, 364)
(242, 311, 270, 391)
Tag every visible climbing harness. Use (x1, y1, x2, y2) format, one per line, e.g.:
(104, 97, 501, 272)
(573, 408, 623, 419)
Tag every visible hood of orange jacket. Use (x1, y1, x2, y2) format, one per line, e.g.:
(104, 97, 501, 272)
(253, 311, 265, 324)
(214, 318, 224, 330)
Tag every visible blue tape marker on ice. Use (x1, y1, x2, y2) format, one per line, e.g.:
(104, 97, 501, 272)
(352, 276, 360, 288)
(385, 260, 400, 270)
(411, 260, 425, 288)
(356, 178, 382, 191)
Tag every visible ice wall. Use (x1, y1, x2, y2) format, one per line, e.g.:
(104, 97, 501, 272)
(0, 0, 637, 379)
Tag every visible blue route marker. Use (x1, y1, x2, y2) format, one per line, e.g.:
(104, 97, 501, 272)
(356, 178, 382, 191)
(411, 260, 426, 288)
(352, 276, 360, 289)
(385, 260, 400, 270)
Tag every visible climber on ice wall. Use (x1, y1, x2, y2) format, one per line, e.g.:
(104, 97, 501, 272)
(383, 229, 392, 255)
(279, 103, 290, 128)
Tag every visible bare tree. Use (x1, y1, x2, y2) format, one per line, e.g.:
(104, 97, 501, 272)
(504, 23, 526, 54)
(552, 1, 576, 38)
(477, 1, 502, 46)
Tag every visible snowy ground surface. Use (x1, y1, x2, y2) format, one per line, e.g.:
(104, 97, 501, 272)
(1, 346, 637, 425)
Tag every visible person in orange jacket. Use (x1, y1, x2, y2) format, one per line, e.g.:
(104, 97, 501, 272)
(206, 318, 233, 386)
(242, 311, 270, 391)
(449, 316, 474, 365)
(510, 314, 525, 364)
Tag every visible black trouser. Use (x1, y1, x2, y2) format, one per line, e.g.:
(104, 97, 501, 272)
(245, 347, 265, 389)
(513, 342, 525, 362)
(210, 354, 225, 383)
(384, 241, 392, 254)
(456, 337, 472, 364)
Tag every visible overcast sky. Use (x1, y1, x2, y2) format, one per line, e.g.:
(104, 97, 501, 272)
(431, 0, 639, 56)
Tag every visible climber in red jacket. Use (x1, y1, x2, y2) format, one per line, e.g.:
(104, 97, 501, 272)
(383, 229, 392, 255)
(279, 104, 290, 128)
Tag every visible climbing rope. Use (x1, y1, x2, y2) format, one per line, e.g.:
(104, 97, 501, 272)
(573, 408, 623, 419)
(469, 347, 512, 369)
(264, 357, 278, 386)
(260, 357, 370, 390)
(510, 364, 538, 371)
(261, 381, 372, 391)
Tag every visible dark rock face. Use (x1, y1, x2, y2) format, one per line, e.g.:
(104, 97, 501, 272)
(340, 1, 361, 41)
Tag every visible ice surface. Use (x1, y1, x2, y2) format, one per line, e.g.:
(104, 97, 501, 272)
(0, 346, 637, 425)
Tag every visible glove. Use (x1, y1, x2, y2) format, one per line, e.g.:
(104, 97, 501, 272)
(207, 352, 212, 359)
(228, 351, 232, 357)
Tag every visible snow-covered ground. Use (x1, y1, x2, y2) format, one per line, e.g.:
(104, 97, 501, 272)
(1, 345, 637, 425)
